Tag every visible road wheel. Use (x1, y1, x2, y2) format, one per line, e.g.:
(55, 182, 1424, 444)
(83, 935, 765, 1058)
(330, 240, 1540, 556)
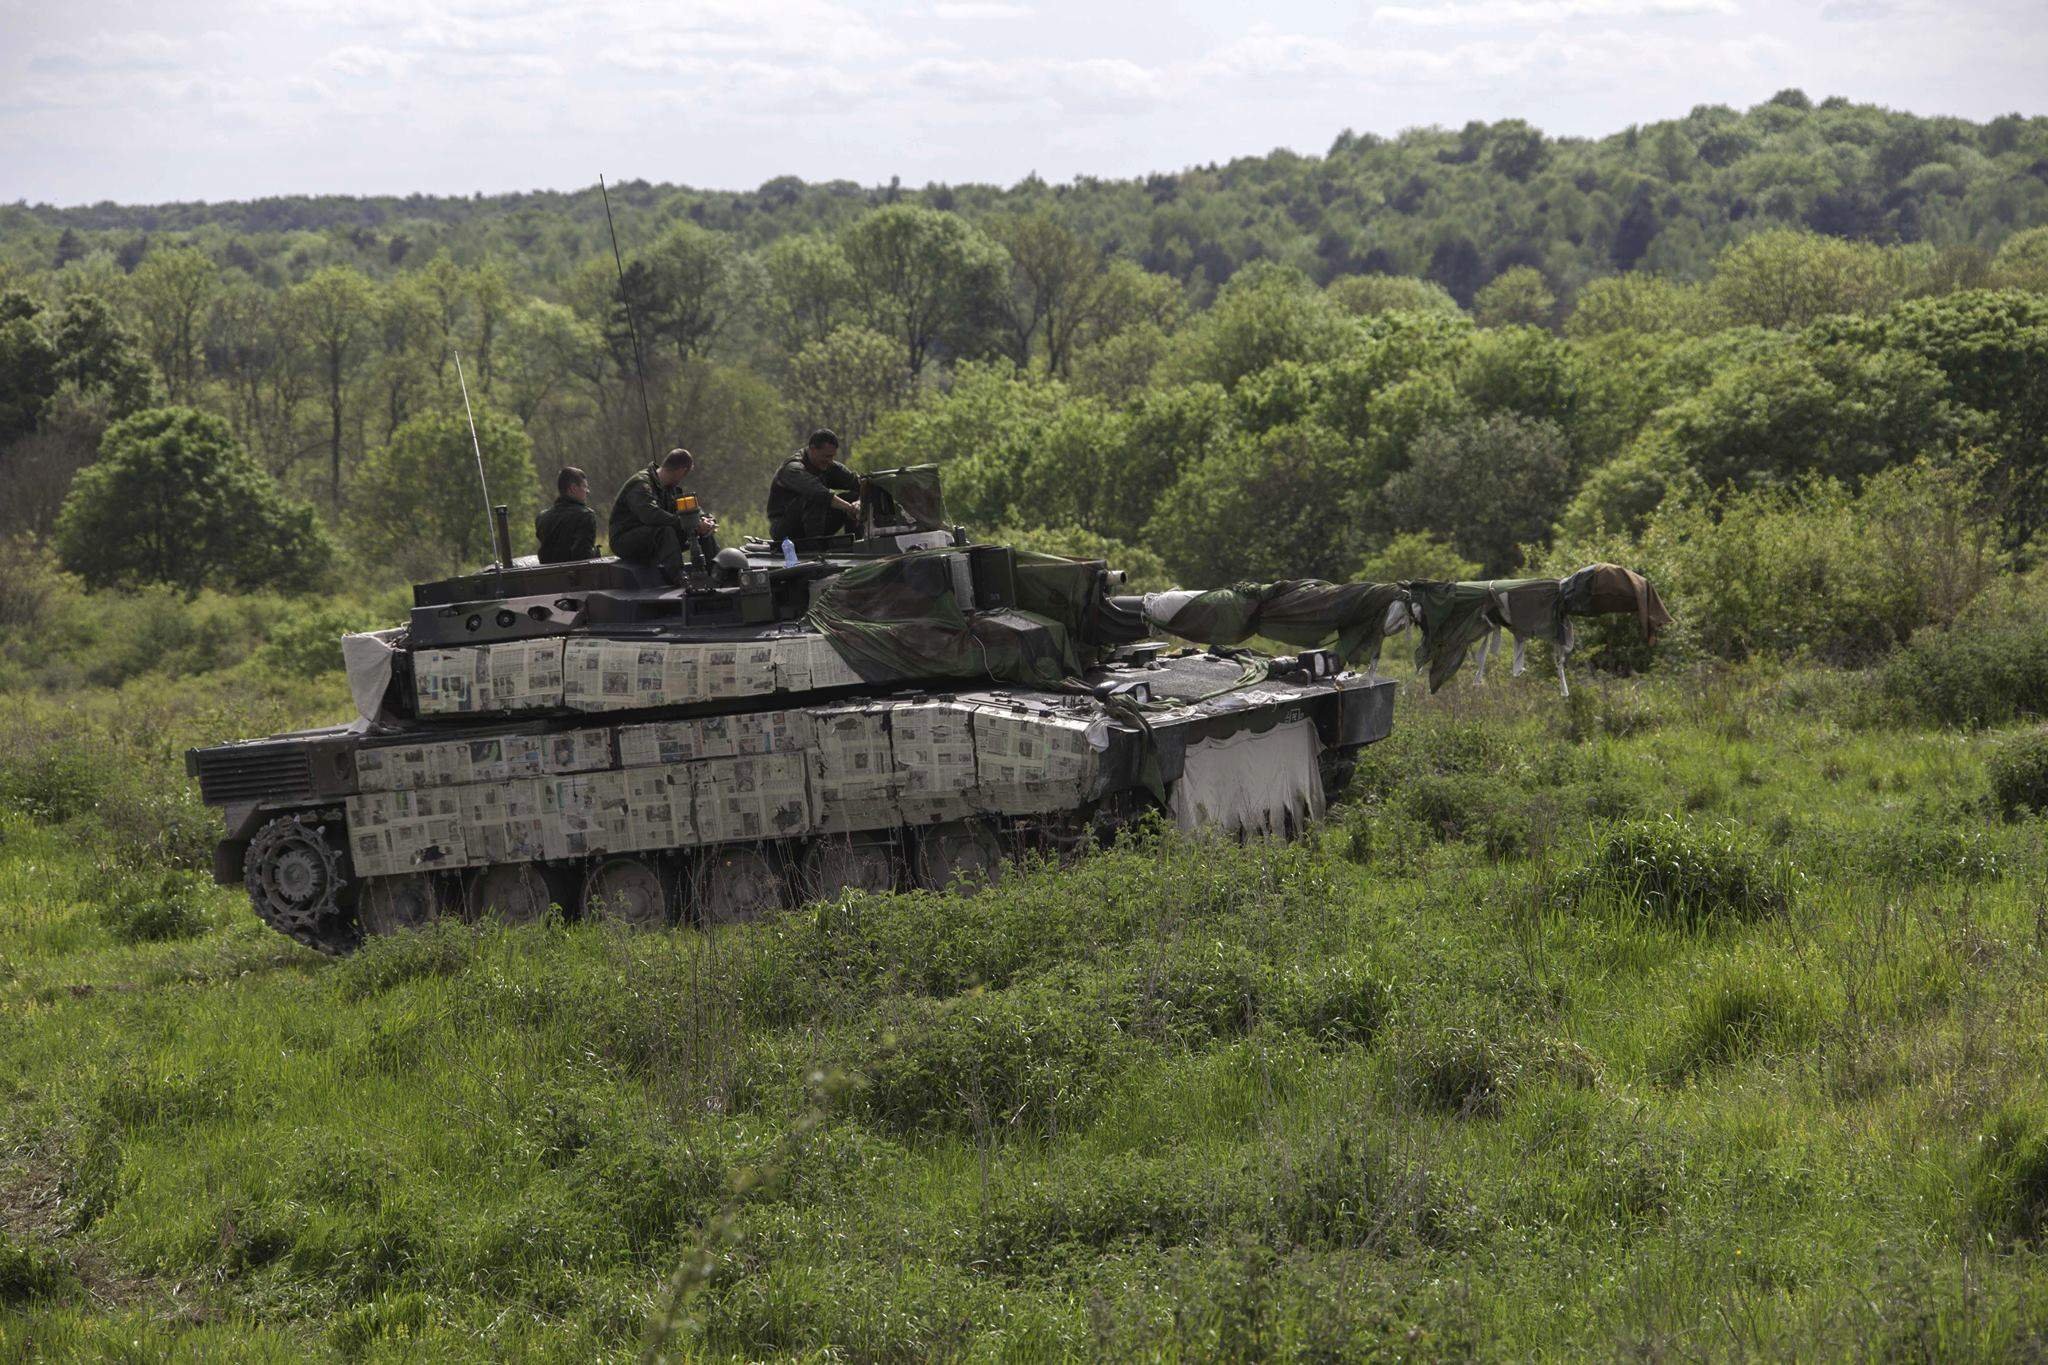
(357, 874, 438, 936)
(798, 837, 898, 902)
(466, 863, 551, 925)
(695, 846, 786, 926)
(583, 857, 668, 930)
(915, 819, 1006, 892)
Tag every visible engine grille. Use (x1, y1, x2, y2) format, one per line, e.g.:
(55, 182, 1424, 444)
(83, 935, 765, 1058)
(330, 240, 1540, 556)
(191, 743, 315, 807)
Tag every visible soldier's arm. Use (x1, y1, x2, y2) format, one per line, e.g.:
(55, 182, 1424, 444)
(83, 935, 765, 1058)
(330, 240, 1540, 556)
(625, 481, 681, 528)
(775, 462, 834, 503)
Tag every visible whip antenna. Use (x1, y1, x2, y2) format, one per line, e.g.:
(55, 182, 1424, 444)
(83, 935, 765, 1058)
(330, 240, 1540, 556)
(452, 347, 501, 570)
(600, 173, 661, 464)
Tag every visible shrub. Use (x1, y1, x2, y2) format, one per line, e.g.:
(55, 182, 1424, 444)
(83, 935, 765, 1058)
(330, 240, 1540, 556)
(1396, 1029, 1598, 1118)
(334, 920, 475, 1001)
(54, 407, 333, 594)
(1988, 730, 2048, 818)
(1852, 822, 2002, 883)
(1882, 578, 2048, 728)
(0, 1233, 73, 1305)
(1657, 974, 1812, 1079)
(1563, 817, 1790, 923)
(96, 869, 211, 943)
(263, 605, 379, 678)
(1969, 1110, 2048, 1245)
(850, 973, 1128, 1137)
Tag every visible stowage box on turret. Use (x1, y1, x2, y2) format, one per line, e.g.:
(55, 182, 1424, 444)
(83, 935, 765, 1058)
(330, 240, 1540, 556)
(189, 467, 1395, 954)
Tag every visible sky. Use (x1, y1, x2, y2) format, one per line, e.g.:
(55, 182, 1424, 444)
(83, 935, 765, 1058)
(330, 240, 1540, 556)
(1, 0, 2043, 207)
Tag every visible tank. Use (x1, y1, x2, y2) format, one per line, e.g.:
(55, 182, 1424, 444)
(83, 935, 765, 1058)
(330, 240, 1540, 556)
(187, 466, 1395, 954)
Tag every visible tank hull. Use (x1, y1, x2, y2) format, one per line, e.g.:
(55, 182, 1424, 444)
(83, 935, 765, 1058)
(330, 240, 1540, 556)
(191, 654, 1394, 954)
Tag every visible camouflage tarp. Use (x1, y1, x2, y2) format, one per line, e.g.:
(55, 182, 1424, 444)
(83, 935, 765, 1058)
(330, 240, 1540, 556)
(863, 465, 948, 533)
(1142, 580, 1405, 666)
(1407, 578, 1561, 693)
(805, 549, 1086, 689)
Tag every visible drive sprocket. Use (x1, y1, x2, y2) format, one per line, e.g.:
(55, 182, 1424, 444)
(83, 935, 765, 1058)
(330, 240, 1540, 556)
(244, 814, 357, 955)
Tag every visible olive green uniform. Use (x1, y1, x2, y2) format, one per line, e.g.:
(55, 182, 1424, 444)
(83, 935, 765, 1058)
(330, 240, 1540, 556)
(608, 465, 716, 582)
(534, 496, 598, 563)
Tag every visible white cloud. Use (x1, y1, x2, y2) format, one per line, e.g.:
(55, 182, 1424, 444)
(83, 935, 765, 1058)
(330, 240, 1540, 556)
(324, 44, 419, 78)
(27, 29, 193, 73)
(930, 2, 1035, 17)
(1374, 0, 1738, 25)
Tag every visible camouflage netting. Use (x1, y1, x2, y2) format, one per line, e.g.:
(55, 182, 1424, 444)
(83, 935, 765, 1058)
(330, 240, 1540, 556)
(805, 549, 1092, 690)
(1142, 581, 1406, 666)
(862, 464, 948, 532)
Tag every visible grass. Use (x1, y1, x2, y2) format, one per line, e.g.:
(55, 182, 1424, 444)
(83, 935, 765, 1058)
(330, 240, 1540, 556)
(5, 609, 2048, 1358)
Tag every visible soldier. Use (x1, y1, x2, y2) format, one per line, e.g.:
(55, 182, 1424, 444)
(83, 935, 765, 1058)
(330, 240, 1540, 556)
(767, 429, 862, 546)
(610, 448, 719, 586)
(534, 467, 598, 563)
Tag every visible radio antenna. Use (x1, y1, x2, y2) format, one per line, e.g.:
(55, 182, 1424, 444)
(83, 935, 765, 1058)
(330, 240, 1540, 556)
(600, 174, 661, 465)
(452, 347, 500, 570)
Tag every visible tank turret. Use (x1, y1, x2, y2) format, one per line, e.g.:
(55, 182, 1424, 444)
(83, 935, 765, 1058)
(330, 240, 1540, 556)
(188, 466, 1396, 953)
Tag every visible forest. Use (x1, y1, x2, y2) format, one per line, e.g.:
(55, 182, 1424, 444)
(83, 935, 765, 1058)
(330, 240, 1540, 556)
(8, 92, 2048, 1358)
(3, 89, 2047, 607)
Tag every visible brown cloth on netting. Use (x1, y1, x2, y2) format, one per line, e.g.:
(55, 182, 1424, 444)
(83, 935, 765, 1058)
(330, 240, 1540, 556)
(1559, 564, 1672, 643)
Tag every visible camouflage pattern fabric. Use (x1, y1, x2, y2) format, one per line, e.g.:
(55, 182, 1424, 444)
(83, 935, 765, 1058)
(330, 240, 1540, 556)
(862, 465, 949, 532)
(1145, 580, 1404, 667)
(805, 549, 1086, 690)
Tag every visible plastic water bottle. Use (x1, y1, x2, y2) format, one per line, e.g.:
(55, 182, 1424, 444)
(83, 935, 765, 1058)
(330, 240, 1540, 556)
(781, 538, 798, 568)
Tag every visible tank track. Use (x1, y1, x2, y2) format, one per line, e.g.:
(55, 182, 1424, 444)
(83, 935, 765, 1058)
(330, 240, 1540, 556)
(243, 814, 360, 956)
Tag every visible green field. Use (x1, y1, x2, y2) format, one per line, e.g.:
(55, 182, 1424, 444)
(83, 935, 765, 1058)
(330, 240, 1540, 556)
(6, 630, 2048, 1361)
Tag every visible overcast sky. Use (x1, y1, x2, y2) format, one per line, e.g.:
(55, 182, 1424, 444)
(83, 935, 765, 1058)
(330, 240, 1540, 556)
(2, 0, 2042, 206)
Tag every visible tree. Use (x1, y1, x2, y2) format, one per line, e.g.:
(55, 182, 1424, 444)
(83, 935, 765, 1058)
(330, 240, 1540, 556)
(1159, 263, 1351, 388)
(758, 234, 858, 357)
(1326, 274, 1461, 318)
(987, 211, 1112, 376)
(1487, 120, 1549, 182)
(125, 245, 218, 401)
(1146, 420, 1365, 584)
(0, 294, 60, 443)
(784, 326, 913, 452)
(48, 293, 158, 415)
(839, 205, 1010, 379)
(289, 265, 378, 504)
(1706, 230, 1899, 329)
(53, 406, 331, 593)
(1378, 414, 1577, 575)
(349, 407, 537, 575)
(1655, 341, 1954, 491)
(1473, 267, 1556, 329)
(1563, 275, 1722, 338)
(632, 222, 744, 364)
(1993, 227, 2048, 295)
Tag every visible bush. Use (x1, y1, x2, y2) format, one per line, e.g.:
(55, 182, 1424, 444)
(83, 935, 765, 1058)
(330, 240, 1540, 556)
(54, 407, 333, 594)
(1656, 974, 1813, 1079)
(1969, 1110, 2048, 1245)
(96, 869, 211, 943)
(850, 973, 1128, 1136)
(1988, 730, 2048, 818)
(0, 1232, 73, 1305)
(335, 920, 475, 1001)
(1563, 817, 1790, 923)
(1884, 579, 2048, 728)
(263, 605, 381, 678)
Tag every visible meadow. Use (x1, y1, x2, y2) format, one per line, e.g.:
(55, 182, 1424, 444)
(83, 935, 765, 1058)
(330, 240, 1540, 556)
(5, 586, 2048, 1360)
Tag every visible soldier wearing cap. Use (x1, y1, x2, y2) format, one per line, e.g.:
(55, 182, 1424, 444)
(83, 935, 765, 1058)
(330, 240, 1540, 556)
(610, 448, 719, 586)
(767, 429, 862, 545)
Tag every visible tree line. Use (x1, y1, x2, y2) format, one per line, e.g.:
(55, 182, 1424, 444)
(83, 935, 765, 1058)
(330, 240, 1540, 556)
(0, 94, 2044, 624)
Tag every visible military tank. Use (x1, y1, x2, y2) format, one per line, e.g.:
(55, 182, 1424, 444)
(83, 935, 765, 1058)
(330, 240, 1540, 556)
(187, 466, 1396, 954)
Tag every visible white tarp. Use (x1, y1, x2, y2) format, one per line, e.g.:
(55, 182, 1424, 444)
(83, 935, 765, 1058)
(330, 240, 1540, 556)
(341, 630, 402, 723)
(1167, 718, 1325, 838)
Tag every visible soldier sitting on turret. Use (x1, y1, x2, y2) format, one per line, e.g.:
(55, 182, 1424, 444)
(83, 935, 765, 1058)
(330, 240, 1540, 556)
(610, 448, 719, 587)
(768, 429, 861, 546)
(535, 467, 598, 563)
